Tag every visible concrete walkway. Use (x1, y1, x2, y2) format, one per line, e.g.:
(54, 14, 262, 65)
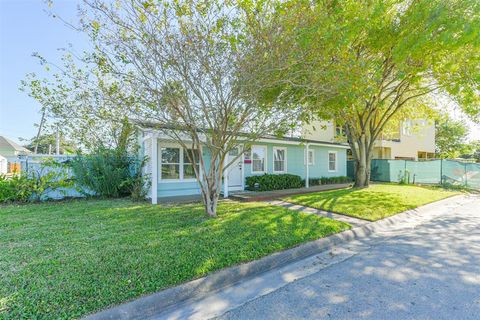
(267, 200, 369, 227)
(154, 195, 480, 320)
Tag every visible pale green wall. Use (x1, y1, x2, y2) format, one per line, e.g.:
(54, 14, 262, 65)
(243, 142, 347, 179)
(142, 137, 348, 198)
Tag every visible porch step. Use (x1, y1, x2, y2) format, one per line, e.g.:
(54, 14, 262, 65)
(229, 183, 352, 202)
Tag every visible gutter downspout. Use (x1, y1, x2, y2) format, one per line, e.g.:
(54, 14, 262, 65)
(305, 143, 310, 188)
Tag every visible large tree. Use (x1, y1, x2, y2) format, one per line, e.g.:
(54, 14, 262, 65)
(77, 0, 297, 216)
(247, 0, 480, 187)
(22, 53, 136, 153)
(435, 117, 471, 158)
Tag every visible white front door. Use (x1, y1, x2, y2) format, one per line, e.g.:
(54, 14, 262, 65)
(227, 147, 243, 191)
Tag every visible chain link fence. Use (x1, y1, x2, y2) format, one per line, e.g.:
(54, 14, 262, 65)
(347, 159, 480, 189)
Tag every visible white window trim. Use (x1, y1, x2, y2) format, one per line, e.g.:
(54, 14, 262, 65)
(328, 150, 337, 172)
(251, 145, 267, 174)
(159, 142, 198, 183)
(272, 147, 287, 173)
(304, 149, 315, 165)
(308, 149, 315, 165)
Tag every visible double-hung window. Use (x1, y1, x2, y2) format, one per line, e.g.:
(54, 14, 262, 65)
(328, 151, 337, 172)
(160, 146, 199, 181)
(307, 149, 314, 165)
(251, 145, 267, 174)
(273, 147, 287, 173)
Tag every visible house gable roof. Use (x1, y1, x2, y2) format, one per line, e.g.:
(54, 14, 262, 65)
(137, 121, 350, 149)
(0, 136, 32, 154)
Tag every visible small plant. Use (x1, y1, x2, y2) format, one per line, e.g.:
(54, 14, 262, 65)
(26, 159, 74, 201)
(398, 170, 410, 185)
(125, 156, 150, 201)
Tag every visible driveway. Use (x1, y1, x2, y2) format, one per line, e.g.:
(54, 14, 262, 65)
(217, 196, 480, 320)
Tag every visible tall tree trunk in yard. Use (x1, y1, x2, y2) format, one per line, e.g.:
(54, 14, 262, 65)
(353, 140, 371, 188)
(347, 130, 375, 189)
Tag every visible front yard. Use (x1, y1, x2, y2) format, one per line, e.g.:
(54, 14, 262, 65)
(0, 199, 349, 319)
(284, 183, 460, 221)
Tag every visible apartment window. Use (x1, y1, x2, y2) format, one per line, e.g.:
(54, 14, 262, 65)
(335, 124, 345, 137)
(402, 119, 412, 136)
(328, 151, 337, 172)
(251, 145, 267, 173)
(273, 147, 287, 173)
(160, 146, 199, 180)
(305, 149, 315, 165)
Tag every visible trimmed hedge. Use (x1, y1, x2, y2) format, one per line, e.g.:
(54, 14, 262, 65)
(307, 176, 352, 186)
(245, 174, 303, 191)
(245, 174, 352, 192)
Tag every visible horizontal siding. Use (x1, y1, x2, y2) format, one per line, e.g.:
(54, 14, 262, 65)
(158, 181, 201, 197)
(145, 139, 348, 198)
(244, 143, 347, 179)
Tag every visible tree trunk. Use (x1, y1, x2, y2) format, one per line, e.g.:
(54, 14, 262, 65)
(353, 140, 371, 188)
(199, 166, 222, 218)
(204, 193, 218, 217)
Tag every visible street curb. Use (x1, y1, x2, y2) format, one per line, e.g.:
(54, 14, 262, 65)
(83, 194, 470, 320)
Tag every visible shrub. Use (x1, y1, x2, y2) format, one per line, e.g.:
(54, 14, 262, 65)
(70, 149, 148, 199)
(0, 159, 73, 203)
(245, 174, 303, 191)
(0, 174, 33, 203)
(307, 176, 352, 186)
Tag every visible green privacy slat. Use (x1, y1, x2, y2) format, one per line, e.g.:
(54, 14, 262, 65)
(347, 159, 480, 189)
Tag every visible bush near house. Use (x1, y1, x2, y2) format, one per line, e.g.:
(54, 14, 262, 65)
(246, 173, 304, 191)
(69, 149, 149, 200)
(307, 176, 352, 186)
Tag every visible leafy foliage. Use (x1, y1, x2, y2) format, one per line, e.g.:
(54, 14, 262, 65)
(246, 173, 303, 191)
(435, 117, 471, 158)
(0, 160, 73, 203)
(307, 176, 352, 186)
(247, 0, 480, 187)
(70, 149, 148, 199)
(21, 132, 78, 155)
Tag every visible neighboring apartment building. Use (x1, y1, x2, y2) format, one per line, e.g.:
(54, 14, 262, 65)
(302, 119, 436, 161)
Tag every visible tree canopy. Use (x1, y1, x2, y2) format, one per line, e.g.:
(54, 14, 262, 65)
(435, 116, 471, 158)
(247, 0, 480, 186)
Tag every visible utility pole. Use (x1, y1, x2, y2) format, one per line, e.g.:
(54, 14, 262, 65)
(34, 109, 46, 154)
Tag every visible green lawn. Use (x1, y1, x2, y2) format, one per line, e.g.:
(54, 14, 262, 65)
(0, 199, 349, 319)
(284, 183, 460, 221)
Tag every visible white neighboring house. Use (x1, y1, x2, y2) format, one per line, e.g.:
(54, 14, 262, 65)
(303, 119, 436, 161)
(0, 154, 7, 175)
(0, 135, 32, 173)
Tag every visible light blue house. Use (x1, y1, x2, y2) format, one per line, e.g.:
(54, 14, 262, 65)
(139, 125, 349, 203)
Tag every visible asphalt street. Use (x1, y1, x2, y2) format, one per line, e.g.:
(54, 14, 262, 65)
(218, 197, 480, 320)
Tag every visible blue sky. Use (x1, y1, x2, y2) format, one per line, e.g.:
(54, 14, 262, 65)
(0, 0, 87, 144)
(0, 0, 479, 144)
